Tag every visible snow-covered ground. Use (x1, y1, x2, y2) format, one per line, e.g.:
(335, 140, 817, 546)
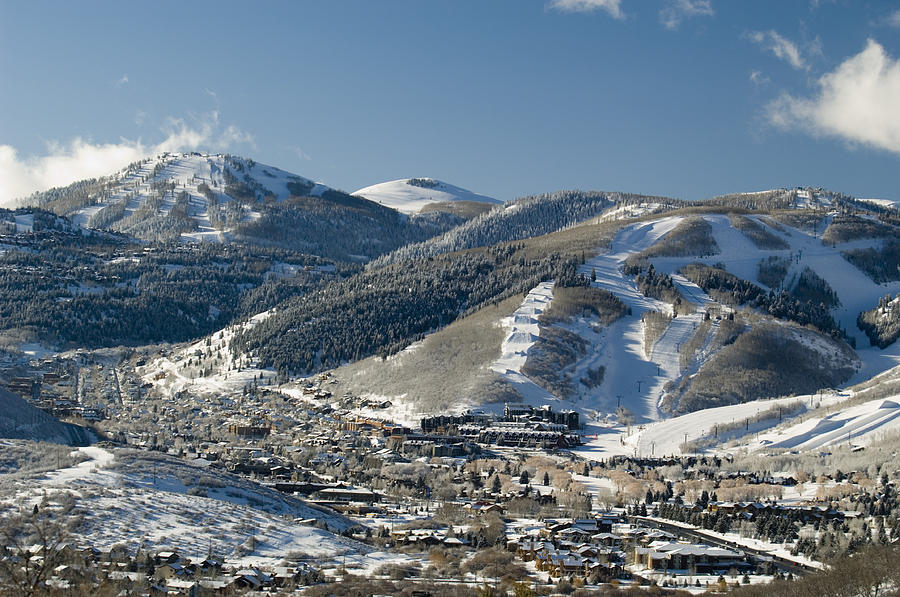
(13, 213, 34, 232)
(757, 396, 900, 451)
(139, 310, 278, 398)
(3, 446, 362, 568)
(490, 281, 556, 407)
(575, 382, 900, 459)
(353, 178, 501, 214)
(860, 198, 900, 209)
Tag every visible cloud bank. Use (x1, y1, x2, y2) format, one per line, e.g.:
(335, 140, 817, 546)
(549, 0, 624, 19)
(0, 113, 255, 206)
(766, 39, 900, 156)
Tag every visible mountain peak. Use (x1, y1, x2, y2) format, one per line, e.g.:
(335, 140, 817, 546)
(352, 177, 501, 214)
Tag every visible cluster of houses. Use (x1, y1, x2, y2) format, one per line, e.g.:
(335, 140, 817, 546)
(506, 515, 753, 583)
(2, 544, 320, 596)
(4, 364, 110, 422)
(704, 501, 852, 522)
(508, 516, 625, 581)
(147, 551, 318, 595)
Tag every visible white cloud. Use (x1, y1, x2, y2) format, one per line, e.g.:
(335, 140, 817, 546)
(747, 30, 807, 70)
(288, 145, 312, 162)
(887, 9, 900, 28)
(549, 0, 624, 19)
(659, 0, 713, 31)
(115, 74, 129, 87)
(750, 70, 770, 87)
(766, 39, 900, 156)
(0, 113, 255, 206)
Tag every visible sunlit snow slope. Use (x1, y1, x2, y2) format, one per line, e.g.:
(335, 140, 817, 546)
(353, 178, 501, 214)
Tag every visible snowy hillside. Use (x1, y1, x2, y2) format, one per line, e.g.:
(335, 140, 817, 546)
(575, 376, 900, 459)
(0, 388, 92, 445)
(33, 152, 333, 244)
(352, 178, 501, 214)
(708, 187, 850, 211)
(326, 202, 900, 434)
(30, 152, 465, 261)
(0, 445, 361, 567)
(138, 310, 277, 399)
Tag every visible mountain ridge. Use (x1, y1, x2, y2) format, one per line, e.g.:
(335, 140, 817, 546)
(26, 152, 469, 262)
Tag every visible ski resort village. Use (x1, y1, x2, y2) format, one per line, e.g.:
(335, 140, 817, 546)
(0, 153, 899, 595)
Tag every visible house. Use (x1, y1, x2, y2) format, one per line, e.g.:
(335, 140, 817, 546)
(154, 562, 185, 581)
(154, 551, 181, 565)
(591, 532, 623, 548)
(164, 578, 197, 595)
(465, 502, 504, 515)
(512, 539, 553, 561)
(197, 578, 232, 595)
(311, 486, 381, 503)
(634, 541, 747, 573)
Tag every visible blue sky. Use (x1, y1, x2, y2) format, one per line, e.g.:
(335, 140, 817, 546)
(1, 0, 899, 204)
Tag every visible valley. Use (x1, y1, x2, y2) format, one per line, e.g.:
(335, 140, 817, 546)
(2, 165, 900, 596)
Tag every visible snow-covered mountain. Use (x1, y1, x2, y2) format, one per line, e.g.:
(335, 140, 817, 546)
(28, 153, 465, 261)
(32, 152, 336, 243)
(352, 178, 501, 214)
(304, 197, 900, 435)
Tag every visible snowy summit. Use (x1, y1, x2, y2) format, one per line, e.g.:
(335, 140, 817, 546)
(352, 178, 501, 214)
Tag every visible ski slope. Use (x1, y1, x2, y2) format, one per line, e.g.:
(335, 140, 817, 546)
(495, 208, 900, 458)
(491, 217, 700, 423)
(490, 281, 557, 406)
(644, 213, 900, 377)
(140, 310, 278, 398)
(761, 398, 900, 451)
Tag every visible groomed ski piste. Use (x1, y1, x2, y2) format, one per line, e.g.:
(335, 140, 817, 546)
(492, 208, 900, 458)
(490, 281, 557, 406)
